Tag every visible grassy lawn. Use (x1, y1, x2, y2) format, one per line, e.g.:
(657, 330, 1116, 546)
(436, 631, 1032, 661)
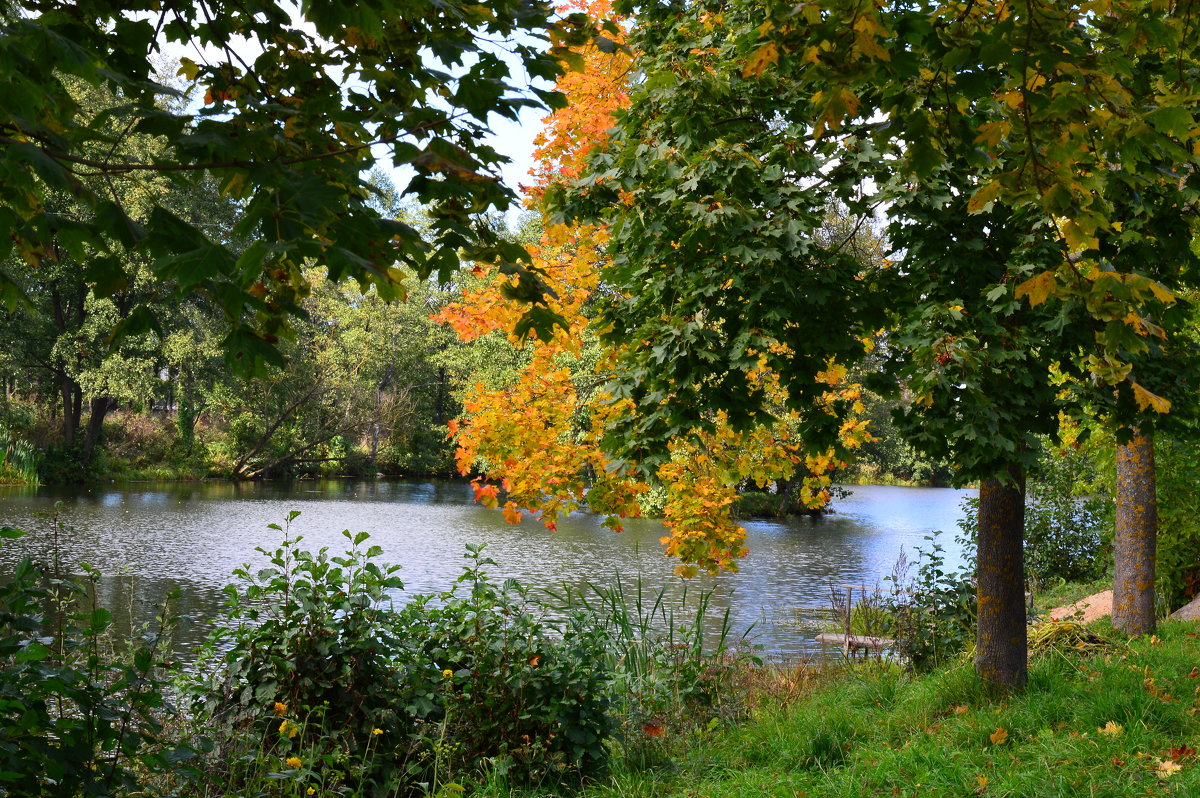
(484, 619, 1200, 798)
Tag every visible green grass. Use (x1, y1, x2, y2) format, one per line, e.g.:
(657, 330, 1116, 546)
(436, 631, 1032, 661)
(1034, 576, 1113, 615)
(476, 619, 1200, 798)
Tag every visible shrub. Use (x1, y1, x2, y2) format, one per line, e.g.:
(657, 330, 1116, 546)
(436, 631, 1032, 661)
(402, 546, 615, 785)
(543, 576, 757, 769)
(886, 533, 977, 671)
(191, 517, 615, 795)
(0, 524, 201, 797)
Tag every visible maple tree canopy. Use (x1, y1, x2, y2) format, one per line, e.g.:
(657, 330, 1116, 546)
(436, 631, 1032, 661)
(554, 0, 1200, 482)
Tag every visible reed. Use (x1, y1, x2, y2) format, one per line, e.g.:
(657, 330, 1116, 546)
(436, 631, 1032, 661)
(0, 426, 40, 485)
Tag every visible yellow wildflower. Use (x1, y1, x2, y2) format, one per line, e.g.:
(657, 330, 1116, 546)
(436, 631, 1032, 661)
(442, 669, 454, 679)
(279, 720, 299, 739)
(273, 702, 288, 716)
(307, 789, 315, 796)
(286, 756, 303, 768)
(372, 728, 383, 736)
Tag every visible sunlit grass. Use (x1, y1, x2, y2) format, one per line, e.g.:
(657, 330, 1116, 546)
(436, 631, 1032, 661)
(474, 619, 1200, 798)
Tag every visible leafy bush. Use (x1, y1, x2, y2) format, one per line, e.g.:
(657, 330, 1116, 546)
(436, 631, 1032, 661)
(403, 546, 615, 785)
(886, 534, 977, 671)
(0, 524, 200, 797)
(1154, 435, 1200, 609)
(191, 517, 615, 795)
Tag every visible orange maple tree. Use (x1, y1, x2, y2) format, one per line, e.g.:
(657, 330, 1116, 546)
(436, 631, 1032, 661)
(435, 0, 871, 575)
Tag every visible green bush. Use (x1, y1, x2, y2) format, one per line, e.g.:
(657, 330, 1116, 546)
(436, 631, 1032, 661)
(0, 524, 201, 797)
(887, 534, 977, 671)
(191, 518, 615, 795)
(1154, 435, 1200, 609)
(403, 547, 615, 785)
(543, 576, 756, 770)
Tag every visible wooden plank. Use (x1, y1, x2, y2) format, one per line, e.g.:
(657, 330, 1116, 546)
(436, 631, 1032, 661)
(814, 632, 895, 651)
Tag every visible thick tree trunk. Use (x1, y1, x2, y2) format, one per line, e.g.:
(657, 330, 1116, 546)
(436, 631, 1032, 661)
(1113, 431, 1157, 635)
(975, 468, 1027, 690)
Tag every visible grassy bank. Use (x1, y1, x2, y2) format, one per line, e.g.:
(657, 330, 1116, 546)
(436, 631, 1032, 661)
(480, 619, 1200, 798)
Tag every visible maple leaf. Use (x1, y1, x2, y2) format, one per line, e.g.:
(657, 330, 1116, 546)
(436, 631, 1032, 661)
(1154, 757, 1183, 778)
(1098, 721, 1123, 736)
(1131, 381, 1172, 414)
(742, 42, 779, 78)
(1168, 744, 1196, 762)
(989, 727, 1008, 745)
(1014, 271, 1057, 307)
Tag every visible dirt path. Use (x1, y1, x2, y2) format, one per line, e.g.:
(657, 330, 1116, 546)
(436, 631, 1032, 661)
(1047, 590, 1113, 623)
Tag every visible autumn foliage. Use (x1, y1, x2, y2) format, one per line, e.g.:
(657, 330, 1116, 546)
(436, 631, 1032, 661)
(436, 0, 871, 576)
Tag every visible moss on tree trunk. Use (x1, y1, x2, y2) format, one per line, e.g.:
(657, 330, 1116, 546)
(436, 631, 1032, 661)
(1114, 431, 1157, 635)
(975, 468, 1027, 690)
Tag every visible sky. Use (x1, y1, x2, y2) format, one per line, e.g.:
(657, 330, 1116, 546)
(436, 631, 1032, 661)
(157, 4, 550, 227)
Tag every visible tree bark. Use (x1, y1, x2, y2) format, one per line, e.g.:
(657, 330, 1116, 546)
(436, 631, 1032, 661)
(975, 467, 1027, 690)
(59, 373, 79, 446)
(1113, 431, 1157, 635)
(80, 396, 115, 469)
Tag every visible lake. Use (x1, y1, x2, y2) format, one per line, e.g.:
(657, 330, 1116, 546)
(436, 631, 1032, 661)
(0, 480, 974, 659)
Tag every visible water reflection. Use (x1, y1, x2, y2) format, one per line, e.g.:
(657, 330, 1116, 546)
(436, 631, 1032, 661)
(0, 480, 973, 659)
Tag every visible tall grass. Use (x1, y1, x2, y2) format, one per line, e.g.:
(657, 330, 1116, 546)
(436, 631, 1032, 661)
(0, 426, 39, 485)
(542, 574, 757, 771)
(544, 574, 744, 677)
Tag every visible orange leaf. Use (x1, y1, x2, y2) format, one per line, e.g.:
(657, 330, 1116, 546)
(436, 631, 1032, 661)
(989, 727, 1008, 745)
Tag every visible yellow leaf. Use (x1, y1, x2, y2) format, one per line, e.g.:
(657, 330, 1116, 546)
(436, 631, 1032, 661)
(1001, 89, 1024, 108)
(1099, 721, 1123, 736)
(1148, 280, 1176, 304)
(989, 727, 1008, 745)
(1014, 271, 1057, 307)
(976, 774, 989, 789)
(177, 57, 200, 82)
(1131, 381, 1172, 414)
(1061, 219, 1099, 253)
(1155, 757, 1183, 778)
(742, 42, 780, 79)
(967, 180, 1003, 213)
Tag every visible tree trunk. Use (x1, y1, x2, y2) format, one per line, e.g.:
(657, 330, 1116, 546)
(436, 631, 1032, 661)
(59, 374, 78, 446)
(1113, 431, 1157, 635)
(80, 396, 115, 469)
(975, 467, 1027, 690)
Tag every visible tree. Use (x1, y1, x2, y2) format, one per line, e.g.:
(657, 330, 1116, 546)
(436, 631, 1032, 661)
(439, 0, 874, 575)
(556, 1, 1200, 688)
(0, 0, 595, 370)
(0, 76, 241, 475)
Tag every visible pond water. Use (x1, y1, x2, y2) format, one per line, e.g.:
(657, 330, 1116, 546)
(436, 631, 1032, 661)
(0, 480, 974, 659)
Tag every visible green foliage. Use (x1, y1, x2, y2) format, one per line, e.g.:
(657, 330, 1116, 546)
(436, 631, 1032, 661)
(955, 446, 1111, 587)
(0, 1, 585, 370)
(0, 524, 202, 797)
(192, 519, 616, 793)
(887, 535, 977, 672)
(0, 426, 39, 485)
(403, 546, 615, 785)
(1153, 435, 1200, 610)
(544, 576, 755, 769)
